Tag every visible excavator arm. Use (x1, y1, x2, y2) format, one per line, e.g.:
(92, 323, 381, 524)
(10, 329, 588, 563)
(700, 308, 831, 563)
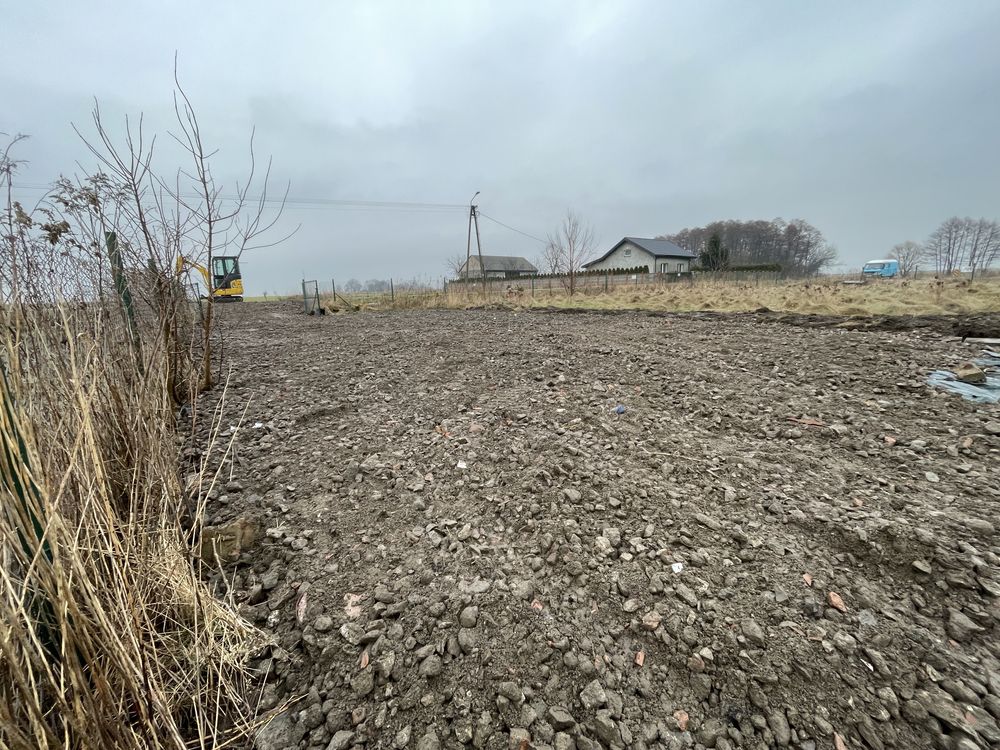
(176, 256, 212, 289)
(176, 256, 213, 289)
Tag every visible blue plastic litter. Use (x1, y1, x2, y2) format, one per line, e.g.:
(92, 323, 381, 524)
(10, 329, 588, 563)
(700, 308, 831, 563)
(613, 404, 626, 415)
(927, 354, 1000, 403)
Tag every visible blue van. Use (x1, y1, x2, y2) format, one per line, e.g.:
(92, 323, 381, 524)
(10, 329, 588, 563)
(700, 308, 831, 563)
(862, 259, 899, 278)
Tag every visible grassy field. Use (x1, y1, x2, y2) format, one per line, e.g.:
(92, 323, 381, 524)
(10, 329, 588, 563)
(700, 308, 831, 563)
(256, 275, 1000, 317)
(523, 276, 1000, 316)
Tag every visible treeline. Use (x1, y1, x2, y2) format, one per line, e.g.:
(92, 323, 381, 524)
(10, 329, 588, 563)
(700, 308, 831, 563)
(922, 217, 999, 278)
(889, 217, 1000, 279)
(660, 218, 836, 275)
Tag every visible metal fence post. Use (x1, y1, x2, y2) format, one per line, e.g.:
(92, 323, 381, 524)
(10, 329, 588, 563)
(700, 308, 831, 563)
(105, 232, 143, 370)
(390, 278, 395, 303)
(301, 280, 308, 314)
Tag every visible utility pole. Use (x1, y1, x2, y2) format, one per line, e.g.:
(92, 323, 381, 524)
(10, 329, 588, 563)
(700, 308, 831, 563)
(472, 203, 486, 295)
(466, 191, 482, 296)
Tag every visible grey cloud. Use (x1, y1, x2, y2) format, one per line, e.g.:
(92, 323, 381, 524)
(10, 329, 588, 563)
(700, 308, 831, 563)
(4, 0, 1000, 292)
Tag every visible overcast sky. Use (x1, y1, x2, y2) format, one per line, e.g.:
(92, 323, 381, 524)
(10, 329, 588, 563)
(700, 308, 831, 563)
(4, 1, 1000, 293)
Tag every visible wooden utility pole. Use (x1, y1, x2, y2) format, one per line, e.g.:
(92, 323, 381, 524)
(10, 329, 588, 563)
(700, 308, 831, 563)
(472, 204, 486, 295)
(466, 191, 480, 296)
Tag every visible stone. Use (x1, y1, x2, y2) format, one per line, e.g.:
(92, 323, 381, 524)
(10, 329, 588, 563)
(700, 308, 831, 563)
(328, 730, 355, 750)
(395, 725, 412, 748)
(641, 611, 662, 630)
(498, 681, 524, 703)
(580, 679, 607, 710)
(419, 654, 443, 678)
(955, 362, 986, 383)
(300, 703, 324, 730)
(254, 710, 306, 750)
(351, 671, 374, 697)
(460, 605, 479, 628)
(965, 518, 995, 537)
(594, 536, 614, 556)
(340, 622, 365, 645)
(741, 618, 767, 648)
(512, 580, 534, 600)
(458, 628, 478, 653)
(563, 488, 582, 502)
(547, 706, 576, 731)
(675, 583, 699, 608)
(832, 631, 858, 654)
(416, 730, 441, 750)
(947, 609, 985, 642)
(591, 710, 620, 746)
(201, 518, 256, 564)
(766, 709, 791, 747)
(314, 615, 334, 633)
(984, 421, 1000, 436)
(508, 728, 531, 750)
(695, 719, 726, 748)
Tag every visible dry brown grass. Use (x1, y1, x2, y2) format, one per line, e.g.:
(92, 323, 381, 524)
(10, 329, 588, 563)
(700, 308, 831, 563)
(1, 127, 266, 746)
(0, 301, 267, 750)
(437, 276, 1000, 317)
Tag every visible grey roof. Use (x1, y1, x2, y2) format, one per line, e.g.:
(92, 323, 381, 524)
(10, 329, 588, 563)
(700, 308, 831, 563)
(464, 255, 538, 272)
(583, 236, 696, 267)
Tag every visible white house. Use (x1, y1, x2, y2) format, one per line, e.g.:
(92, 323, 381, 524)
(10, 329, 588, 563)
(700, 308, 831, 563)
(582, 237, 696, 274)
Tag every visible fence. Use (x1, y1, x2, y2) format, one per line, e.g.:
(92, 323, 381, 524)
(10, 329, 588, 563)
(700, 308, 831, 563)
(445, 269, 784, 298)
(301, 277, 446, 310)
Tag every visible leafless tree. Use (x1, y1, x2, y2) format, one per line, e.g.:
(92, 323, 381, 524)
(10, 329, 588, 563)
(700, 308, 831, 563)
(890, 241, 922, 278)
(445, 253, 466, 279)
(545, 210, 596, 295)
(923, 217, 968, 275)
(965, 218, 1000, 280)
(923, 217, 1000, 279)
(538, 241, 563, 275)
(61, 60, 294, 391)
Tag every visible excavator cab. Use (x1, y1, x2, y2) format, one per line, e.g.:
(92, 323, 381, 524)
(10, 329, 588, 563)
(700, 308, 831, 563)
(211, 256, 244, 301)
(176, 255, 244, 302)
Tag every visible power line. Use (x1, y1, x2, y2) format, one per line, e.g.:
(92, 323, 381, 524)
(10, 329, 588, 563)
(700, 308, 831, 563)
(478, 212, 546, 244)
(10, 181, 548, 237)
(9, 183, 468, 212)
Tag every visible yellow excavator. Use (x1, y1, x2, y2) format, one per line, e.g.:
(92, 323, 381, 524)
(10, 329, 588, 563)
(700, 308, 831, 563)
(176, 255, 244, 301)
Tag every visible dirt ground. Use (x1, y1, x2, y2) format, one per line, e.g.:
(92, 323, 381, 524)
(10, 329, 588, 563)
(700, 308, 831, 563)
(194, 302, 1000, 750)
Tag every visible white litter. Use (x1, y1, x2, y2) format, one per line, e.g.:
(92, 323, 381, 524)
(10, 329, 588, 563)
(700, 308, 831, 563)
(671, 562, 684, 574)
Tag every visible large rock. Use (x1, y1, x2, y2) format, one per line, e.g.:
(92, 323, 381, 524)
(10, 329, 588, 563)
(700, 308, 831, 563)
(327, 730, 355, 750)
(200, 518, 256, 564)
(580, 679, 607, 710)
(955, 362, 986, 383)
(741, 618, 766, 648)
(255, 710, 306, 750)
(947, 609, 985, 642)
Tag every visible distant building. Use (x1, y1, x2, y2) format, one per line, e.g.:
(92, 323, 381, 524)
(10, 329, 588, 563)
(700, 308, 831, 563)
(582, 237, 697, 273)
(459, 255, 538, 279)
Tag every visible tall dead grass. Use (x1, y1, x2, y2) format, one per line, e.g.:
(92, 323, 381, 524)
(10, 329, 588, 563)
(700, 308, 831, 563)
(436, 276, 1000, 317)
(1, 98, 274, 748)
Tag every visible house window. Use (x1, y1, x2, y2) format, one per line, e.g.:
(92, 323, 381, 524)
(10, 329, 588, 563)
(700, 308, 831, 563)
(676, 263, 683, 272)
(623, 247, 632, 257)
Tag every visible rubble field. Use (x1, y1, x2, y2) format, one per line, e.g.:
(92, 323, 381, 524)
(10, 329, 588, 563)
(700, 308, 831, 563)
(195, 302, 1000, 750)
